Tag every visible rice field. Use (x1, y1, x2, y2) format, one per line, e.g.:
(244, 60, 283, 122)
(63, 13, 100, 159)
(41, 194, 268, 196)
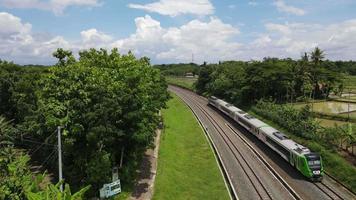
(316, 118, 349, 127)
(293, 101, 356, 114)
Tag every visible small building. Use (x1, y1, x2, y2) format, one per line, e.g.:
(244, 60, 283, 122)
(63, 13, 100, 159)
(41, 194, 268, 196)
(185, 72, 194, 78)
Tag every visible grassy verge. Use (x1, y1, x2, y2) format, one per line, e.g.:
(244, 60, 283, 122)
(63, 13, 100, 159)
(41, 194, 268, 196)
(165, 76, 197, 91)
(153, 93, 229, 200)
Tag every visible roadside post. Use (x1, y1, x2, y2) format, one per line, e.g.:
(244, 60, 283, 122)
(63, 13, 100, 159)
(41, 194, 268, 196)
(99, 167, 121, 199)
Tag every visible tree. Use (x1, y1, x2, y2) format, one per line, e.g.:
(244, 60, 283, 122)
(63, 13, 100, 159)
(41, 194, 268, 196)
(310, 47, 325, 66)
(23, 48, 169, 195)
(53, 48, 76, 67)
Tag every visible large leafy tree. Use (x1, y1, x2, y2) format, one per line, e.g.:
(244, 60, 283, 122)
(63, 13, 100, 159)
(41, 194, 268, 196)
(23, 48, 169, 195)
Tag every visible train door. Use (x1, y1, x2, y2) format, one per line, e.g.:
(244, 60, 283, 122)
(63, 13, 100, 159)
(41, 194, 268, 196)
(258, 130, 265, 141)
(290, 152, 295, 167)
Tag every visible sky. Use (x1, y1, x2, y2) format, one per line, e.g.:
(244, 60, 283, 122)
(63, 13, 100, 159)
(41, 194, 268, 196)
(1, 0, 356, 65)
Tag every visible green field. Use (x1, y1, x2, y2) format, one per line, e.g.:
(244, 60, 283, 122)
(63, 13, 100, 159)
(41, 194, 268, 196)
(343, 75, 356, 91)
(293, 101, 356, 114)
(165, 76, 197, 90)
(316, 118, 349, 127)
(153, 93, 229, 200)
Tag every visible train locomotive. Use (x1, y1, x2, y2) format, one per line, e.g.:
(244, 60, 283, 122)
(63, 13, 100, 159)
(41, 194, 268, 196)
(208, 96, 323, 181)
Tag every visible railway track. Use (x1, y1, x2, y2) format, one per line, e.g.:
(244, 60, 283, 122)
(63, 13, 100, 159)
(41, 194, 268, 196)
(314, 182, 345, 200)
(169, 85, 356, 200)
(171, 86, 298, 200)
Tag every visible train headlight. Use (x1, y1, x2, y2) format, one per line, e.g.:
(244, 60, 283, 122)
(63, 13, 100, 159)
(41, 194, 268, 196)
(313, 170, 320, 175)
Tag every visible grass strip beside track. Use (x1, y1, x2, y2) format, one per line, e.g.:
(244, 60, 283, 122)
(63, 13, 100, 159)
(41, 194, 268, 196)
(153, 93, 230, 200)
(165, 76, 196, 91)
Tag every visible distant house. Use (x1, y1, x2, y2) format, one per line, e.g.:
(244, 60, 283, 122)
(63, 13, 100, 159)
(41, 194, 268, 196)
(185, 72, 194, 78)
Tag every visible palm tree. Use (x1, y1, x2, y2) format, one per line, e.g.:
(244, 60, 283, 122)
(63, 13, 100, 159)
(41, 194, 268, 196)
(310, 47, 325, 66)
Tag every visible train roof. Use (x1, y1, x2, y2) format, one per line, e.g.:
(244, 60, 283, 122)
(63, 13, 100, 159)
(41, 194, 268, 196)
(243, 115, 267, 128)
(260, 126, 310, 155)
(211, 96, 312, 157)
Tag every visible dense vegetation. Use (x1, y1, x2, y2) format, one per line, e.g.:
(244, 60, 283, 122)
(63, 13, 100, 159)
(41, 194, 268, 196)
(154, 63, 200, 76)
(0, 116, 90, 199)
(195, 49, 345, 105)
(0, 48, 169, 198)
(164, 76, 196, 90)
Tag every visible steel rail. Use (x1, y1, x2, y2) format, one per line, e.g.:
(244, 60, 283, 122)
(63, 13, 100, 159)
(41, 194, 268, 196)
(174, 87, 274, 200)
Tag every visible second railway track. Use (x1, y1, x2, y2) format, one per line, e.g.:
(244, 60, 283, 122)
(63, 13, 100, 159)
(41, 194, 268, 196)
(171, 86, 299, 200)
(169, 85, 356, 200)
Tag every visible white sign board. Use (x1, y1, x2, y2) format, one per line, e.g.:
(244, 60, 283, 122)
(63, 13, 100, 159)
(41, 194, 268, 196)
(99, 179, 121, 199)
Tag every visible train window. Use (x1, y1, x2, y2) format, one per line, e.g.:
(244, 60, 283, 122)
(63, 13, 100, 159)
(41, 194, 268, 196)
(308, 160, 321, 165)
(305, 153, 321, 167)
(238, 117, 252, 129)
(238, 111, 246, 114)
(273, 132, 289, 140)
(221, 106, 231, 114)
(226, 103, 232, 107)
(266, 136, 290, 158)
(244, 115, 255, 119)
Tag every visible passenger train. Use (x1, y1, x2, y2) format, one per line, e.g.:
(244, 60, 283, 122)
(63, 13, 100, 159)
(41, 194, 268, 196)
(208, 96, 323, 181)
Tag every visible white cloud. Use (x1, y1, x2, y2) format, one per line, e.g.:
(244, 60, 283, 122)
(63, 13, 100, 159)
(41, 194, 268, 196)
(2, 12, 356, 64)
(128, 0, 214, 17)
(273, 0, 306, 16)
(0, 0, 101, 14)
(0, 12, 32, 36)
(248, 1, 258, 6)
(111, 15, 241, 63)
(244, 20, 356, 60)
(80, 28, 112, 48)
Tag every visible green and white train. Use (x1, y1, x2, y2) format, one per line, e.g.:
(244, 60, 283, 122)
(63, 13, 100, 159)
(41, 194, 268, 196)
(208, 96, 323, 181)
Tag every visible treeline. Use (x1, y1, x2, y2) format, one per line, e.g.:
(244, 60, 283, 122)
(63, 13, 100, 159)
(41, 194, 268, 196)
(196, 48, 344, 105)
(154, 63, 200, 76)
(0, 49, 169, 197)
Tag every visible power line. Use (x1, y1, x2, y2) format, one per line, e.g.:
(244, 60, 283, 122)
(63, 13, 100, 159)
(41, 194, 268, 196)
(29, 130, 57, 155)
(40, 149, 57, 167)
(22, 138, 56, 147)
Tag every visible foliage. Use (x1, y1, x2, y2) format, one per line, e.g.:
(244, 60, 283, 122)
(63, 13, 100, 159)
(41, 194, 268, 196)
(252, 100, 319, 139)
(26, 181, 90, 200)
(14, 48, 169, 195)
(165, 76, 196, 91)
(1, 48, 169, 197)
(0, 117, 90, 199)
(195, 48, 344, 105)
(154, 63, 200, 76)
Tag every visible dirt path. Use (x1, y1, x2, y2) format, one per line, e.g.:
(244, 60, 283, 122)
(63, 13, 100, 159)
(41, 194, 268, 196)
(129, 128, 161, 200)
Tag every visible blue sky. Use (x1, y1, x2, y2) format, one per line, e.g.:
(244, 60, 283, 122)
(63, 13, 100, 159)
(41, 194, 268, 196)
(1, 0, 356, 64)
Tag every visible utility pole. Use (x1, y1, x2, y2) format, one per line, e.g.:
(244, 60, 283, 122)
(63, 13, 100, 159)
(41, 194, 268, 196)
(348, 88, 351, 121)
(57, 126, 63, 192)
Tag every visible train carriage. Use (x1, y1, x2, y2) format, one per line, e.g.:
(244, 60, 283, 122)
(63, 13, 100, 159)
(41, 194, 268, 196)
(208, 96, 323, 181)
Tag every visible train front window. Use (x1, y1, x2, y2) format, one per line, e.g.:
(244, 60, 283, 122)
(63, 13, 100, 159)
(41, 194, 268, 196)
(308, 160, 320, 165)
(306, 153, 321, 169)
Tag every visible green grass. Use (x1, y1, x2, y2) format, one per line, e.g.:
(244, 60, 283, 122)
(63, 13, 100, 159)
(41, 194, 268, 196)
(153, 93, 229, 200)
(114, 191, 131, 200)
(165, 76, 197, 90)
(316, 118, 349, 127)
(343, 75, 356, 90)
